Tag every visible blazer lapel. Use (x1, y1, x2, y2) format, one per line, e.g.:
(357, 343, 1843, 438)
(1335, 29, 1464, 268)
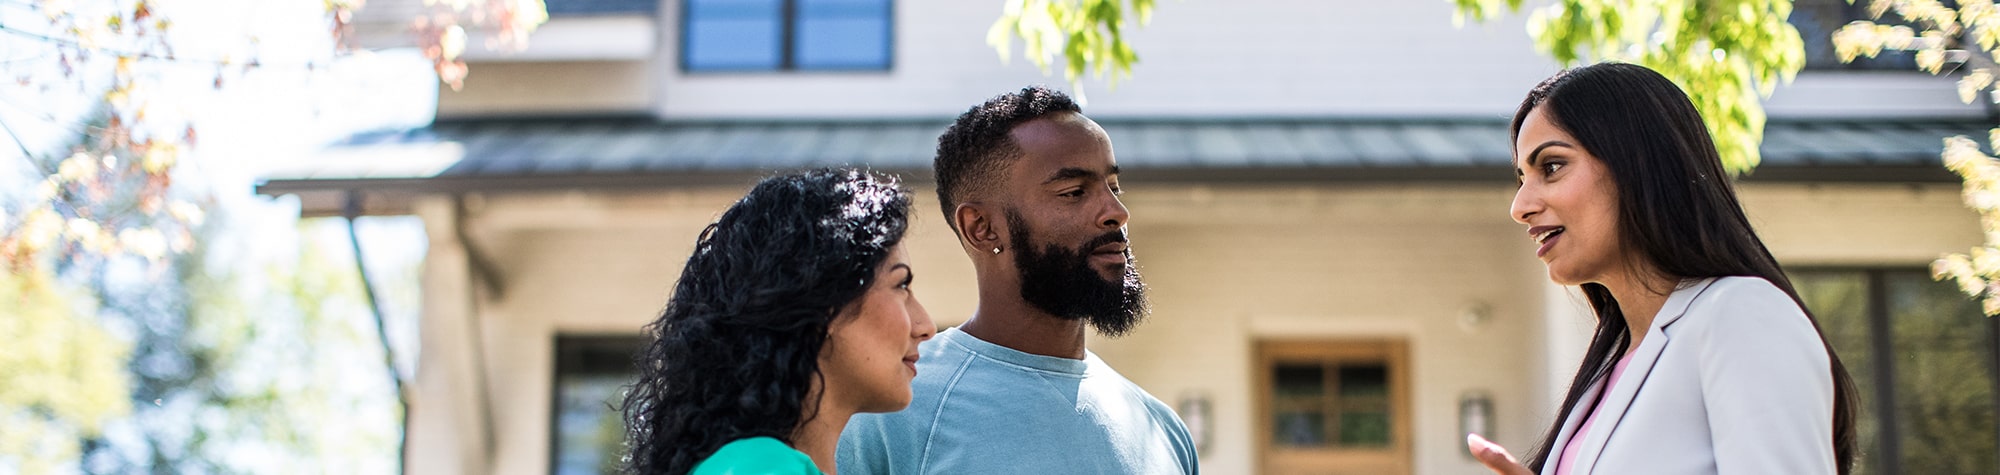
(1568, 278, 1719, 475)
(1539, 381, 1605, 475)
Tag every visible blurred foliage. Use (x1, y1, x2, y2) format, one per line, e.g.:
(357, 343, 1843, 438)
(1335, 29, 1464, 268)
(988, 0, 1154, 92)
(1830, 0, 2000, 316)
(62, 212, 409, 474)
(370, 0, 550, 89)
(0, 269, 131, 474)
(0, 0, 543, 274)
(1453, 0, 1807, 176)
(0, 0, 470, 472)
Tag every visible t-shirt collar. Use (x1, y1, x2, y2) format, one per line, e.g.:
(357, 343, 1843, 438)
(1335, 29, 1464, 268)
(939, 327, 1091, 375)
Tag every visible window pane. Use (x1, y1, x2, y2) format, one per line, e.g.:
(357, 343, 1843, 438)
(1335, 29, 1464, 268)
(1338, 410, 1391, 447)
(1887, 271, 1997, 475)
(1273, 411, 1328, 448)
(1335, 363, 1391, 447)
(554, 336, 645, 475)
(794, 0, 891, 69)
(685, 0, 783, 70)
(555, 373, 633, 475)
(1274, 364, 1324, 398)
(1338, 364, 1387, 398)
(1794, 271, 1884, 475)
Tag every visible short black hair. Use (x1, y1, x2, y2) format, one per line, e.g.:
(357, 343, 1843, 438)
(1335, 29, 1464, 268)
(934, 85, 1082, 230)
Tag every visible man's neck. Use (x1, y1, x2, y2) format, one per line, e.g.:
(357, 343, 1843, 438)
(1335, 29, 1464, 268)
(959, 290, 1088, 360)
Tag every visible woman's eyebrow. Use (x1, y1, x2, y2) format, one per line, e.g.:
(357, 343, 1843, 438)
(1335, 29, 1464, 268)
(1522, 140, 1576, 169)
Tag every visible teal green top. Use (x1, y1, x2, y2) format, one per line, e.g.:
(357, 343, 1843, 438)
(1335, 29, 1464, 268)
(690, 437, 823, 475)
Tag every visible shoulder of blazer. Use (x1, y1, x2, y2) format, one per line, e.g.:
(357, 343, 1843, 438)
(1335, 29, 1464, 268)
(1659, 276, 1808, 335)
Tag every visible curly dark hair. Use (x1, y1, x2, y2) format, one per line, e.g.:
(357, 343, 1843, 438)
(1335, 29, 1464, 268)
(621, 168, 913, 475)
(933, 85, 1081, 229)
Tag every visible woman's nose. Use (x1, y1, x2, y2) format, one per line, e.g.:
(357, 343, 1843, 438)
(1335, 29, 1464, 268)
(909, 299, 935, 341)
(1510, 185, 1541, 224)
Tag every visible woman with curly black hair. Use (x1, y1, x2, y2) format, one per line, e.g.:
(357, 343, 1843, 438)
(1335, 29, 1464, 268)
(622, 168, 934, 475)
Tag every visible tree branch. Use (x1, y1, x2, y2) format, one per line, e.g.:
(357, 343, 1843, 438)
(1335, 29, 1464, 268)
(0, 115, 55, 177)
(0, 23, 341, 70)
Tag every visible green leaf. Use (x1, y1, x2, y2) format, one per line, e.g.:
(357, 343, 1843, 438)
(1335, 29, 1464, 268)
(1456, 0, 1804, 176)
(987, 0, 1154, 89)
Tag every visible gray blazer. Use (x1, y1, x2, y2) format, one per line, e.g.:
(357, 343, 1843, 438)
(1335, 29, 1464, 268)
(1544, 277, 1837, 475)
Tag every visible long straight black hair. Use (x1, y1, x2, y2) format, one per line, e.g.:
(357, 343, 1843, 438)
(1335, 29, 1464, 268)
(1511, 62, 1857, 474)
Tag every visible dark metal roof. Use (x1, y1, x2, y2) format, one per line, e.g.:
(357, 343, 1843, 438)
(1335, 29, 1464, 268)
(257, 117, 1990, 196)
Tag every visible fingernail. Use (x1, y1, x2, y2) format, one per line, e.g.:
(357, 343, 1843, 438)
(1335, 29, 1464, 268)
(1467, 433, 1495, 453)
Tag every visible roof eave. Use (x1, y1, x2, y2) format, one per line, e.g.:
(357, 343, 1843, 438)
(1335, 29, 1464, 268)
(258, 163, 1961, 217)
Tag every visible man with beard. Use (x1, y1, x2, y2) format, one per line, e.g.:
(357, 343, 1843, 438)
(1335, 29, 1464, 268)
(837, 86, 1199, 474)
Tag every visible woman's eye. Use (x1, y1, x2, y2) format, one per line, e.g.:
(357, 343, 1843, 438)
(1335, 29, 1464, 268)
(1542, 162, 1565, 175)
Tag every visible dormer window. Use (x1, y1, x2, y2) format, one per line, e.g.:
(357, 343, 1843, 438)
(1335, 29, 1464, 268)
(682, 0, 893, 72)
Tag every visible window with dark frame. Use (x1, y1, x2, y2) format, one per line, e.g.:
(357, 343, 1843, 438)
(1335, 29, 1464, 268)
(1789, 0, 1922, 71)
(681, 0, 893, 72)
(1792, 268, 2000, 475)
(1272, 363, 1393, 448)
(552, 335, 647, 475)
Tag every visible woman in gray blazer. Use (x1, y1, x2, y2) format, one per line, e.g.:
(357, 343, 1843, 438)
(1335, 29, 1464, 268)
(1468, 63, 1858, 475)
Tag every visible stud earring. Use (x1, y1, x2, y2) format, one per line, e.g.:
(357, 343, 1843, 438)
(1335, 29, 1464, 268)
(992, 247, 1002, 254)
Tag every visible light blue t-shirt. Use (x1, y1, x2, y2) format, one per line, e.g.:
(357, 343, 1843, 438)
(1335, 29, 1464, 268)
(837, 327, 1200, 474)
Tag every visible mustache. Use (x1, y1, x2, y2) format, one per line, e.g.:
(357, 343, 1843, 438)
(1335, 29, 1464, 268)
(1080, 229, 1129, 254)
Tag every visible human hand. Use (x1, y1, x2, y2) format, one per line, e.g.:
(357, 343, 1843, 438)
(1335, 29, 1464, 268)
(1466, 433, 1533, 475)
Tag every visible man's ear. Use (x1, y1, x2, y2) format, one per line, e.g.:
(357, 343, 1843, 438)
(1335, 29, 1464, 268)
(955, 203, 1004, 254)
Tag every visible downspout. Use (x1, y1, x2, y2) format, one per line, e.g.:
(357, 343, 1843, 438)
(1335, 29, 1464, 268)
(452, 193, 503, 467)
(343, 190, 411, 474)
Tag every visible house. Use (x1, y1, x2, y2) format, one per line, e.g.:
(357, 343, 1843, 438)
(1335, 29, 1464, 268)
(257, 0, 1998, 473)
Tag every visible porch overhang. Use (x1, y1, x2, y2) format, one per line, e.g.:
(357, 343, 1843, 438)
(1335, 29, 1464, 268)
(257, 117, 1986, 216)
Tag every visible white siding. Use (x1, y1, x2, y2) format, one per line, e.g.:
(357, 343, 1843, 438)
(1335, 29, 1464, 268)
(654, 0, 1563, 119)
(342, 0, 1974, 119)
(649, 0, 1971, 120)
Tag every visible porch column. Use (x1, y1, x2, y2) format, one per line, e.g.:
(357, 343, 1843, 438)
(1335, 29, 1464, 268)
(407, 195, 492, 475)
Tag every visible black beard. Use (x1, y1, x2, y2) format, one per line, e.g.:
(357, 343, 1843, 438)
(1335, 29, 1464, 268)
(1006, 210, 1149, 338)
